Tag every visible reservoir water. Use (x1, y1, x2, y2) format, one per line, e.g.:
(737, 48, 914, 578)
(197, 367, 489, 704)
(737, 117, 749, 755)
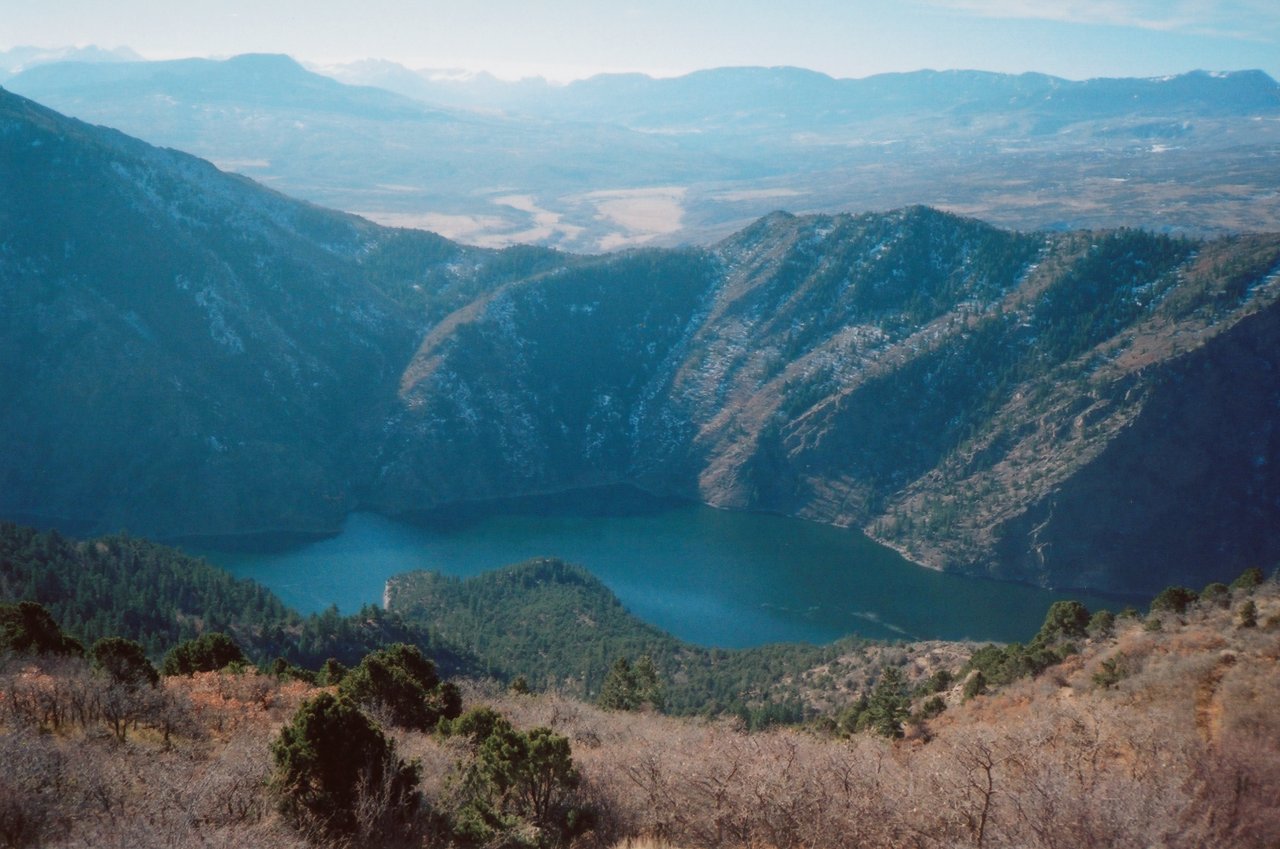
(198, 487, 1129, 648)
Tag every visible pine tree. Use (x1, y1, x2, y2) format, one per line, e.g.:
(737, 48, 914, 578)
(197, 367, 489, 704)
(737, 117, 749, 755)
(90, 636, 159, 688)
(597, 657, 638, 710)
(271, 692, 419, 836)
(864, 666, 911, 738)
(339, 643, 461, 730)
(160, 632, 246, 676)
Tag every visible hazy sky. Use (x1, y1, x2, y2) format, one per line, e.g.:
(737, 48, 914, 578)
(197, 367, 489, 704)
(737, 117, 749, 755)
(3, 0, 1278, 81)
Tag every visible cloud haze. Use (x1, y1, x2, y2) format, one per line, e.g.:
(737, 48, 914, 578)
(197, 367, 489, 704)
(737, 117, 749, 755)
(4, 0, 1278, 80)
(923, 0, 1280, 39)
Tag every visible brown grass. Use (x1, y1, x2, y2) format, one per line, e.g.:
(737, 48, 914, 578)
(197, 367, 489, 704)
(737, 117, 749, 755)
(2, 583, 1278, 848)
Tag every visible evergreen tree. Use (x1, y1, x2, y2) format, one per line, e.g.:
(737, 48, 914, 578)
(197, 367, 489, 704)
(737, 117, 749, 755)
(597, 657, 638, 710)
(161, 632, 247, 676)
(1035, 600, 1090, 644)
(0, 601, 84, 656)
(339, 643, 461, 730)
(1200, 582, 1231, 608)
(863, 666, 911, 738)
(1086, 610, 1116, 639)
(444, 707, 583, 845)
(1238, 599, 1258, 629)
(963, 669, 987, 701)
(271, 692, 420, 836)
(1150, 586, 1198, 615)
(90, 636, 159, 688)
(317, 657, 348, 686)
(598, 655, 665, 712)
(632, 654, 666, 712)
(1229, 567, 1265, 593)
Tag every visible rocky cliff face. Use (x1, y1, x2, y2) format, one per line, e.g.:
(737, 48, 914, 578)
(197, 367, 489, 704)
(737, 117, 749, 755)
(6, 87, 1280, 592)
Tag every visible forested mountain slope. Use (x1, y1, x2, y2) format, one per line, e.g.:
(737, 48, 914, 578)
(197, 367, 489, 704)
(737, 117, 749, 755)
(4, 86, 1280, 592)
(379, 209, 1280, 592)
(0, 86, 556, 536)
(0, 521, 473, 673)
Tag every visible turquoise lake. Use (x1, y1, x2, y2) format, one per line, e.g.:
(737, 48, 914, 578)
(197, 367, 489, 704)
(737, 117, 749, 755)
(197, 488, 1130, 649)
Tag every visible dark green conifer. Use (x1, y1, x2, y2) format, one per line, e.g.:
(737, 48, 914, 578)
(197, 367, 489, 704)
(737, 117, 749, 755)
(0, 601, 84, 656)
(271, 692, 419, 836)
(160, 632, 246, 676)
(339, 643, 460, 730)
(90, 636, 158, 688)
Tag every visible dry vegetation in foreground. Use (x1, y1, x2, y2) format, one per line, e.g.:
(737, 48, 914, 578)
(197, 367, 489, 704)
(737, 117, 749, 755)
(2, 581, 1278, 849)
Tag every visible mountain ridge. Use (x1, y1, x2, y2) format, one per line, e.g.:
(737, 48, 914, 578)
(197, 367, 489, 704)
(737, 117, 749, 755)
(0, 86, 554, 536)
(8, 55, 1279, 250)
(5, 87, 1280, 593)
(321, 61, 1279, 115)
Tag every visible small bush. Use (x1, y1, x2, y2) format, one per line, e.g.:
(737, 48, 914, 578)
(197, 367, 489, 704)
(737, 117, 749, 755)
(1199, 583, 1230, 608)
(915, 668, 954, 696)
(269, 657, 316, 684)
(1151, 586, 1198, 615)
(918, 695, 947, 719)
(1229, 567, 1265, 593)
(1092, 653, 1131, 689)
(963, 640, 1066, 692)
(962, 670, 987, 701)
(1086, 610, 1116, 639)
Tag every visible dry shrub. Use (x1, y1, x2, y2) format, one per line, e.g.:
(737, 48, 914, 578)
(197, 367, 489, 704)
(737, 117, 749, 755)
(608, 839, 693, 849)
(183, 726, 275, 827)
(182, 671, 313, 733)
(453, 646, 1280, 849)
(0, 586, 1275, 848)
(1173, 650, 1280, 848)
(0, 780, 45, 849)
(0, 727, 66, 847)
(0, 656, 202, 746)
(530, 703, 910, 849)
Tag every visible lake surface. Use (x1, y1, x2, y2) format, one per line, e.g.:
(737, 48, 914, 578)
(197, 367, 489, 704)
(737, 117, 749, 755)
(197, 487, 1129, 648)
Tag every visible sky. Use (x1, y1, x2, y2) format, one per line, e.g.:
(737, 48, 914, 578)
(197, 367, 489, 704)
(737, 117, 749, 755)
(2, 0, 1278, 82)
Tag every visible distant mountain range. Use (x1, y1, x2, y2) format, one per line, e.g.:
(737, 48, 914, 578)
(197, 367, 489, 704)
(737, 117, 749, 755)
(6, 54, 1279, 251)
(0, 44, 141, 81)
(4, 86, 1279, 594)
(323, 60, 1280, 128)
